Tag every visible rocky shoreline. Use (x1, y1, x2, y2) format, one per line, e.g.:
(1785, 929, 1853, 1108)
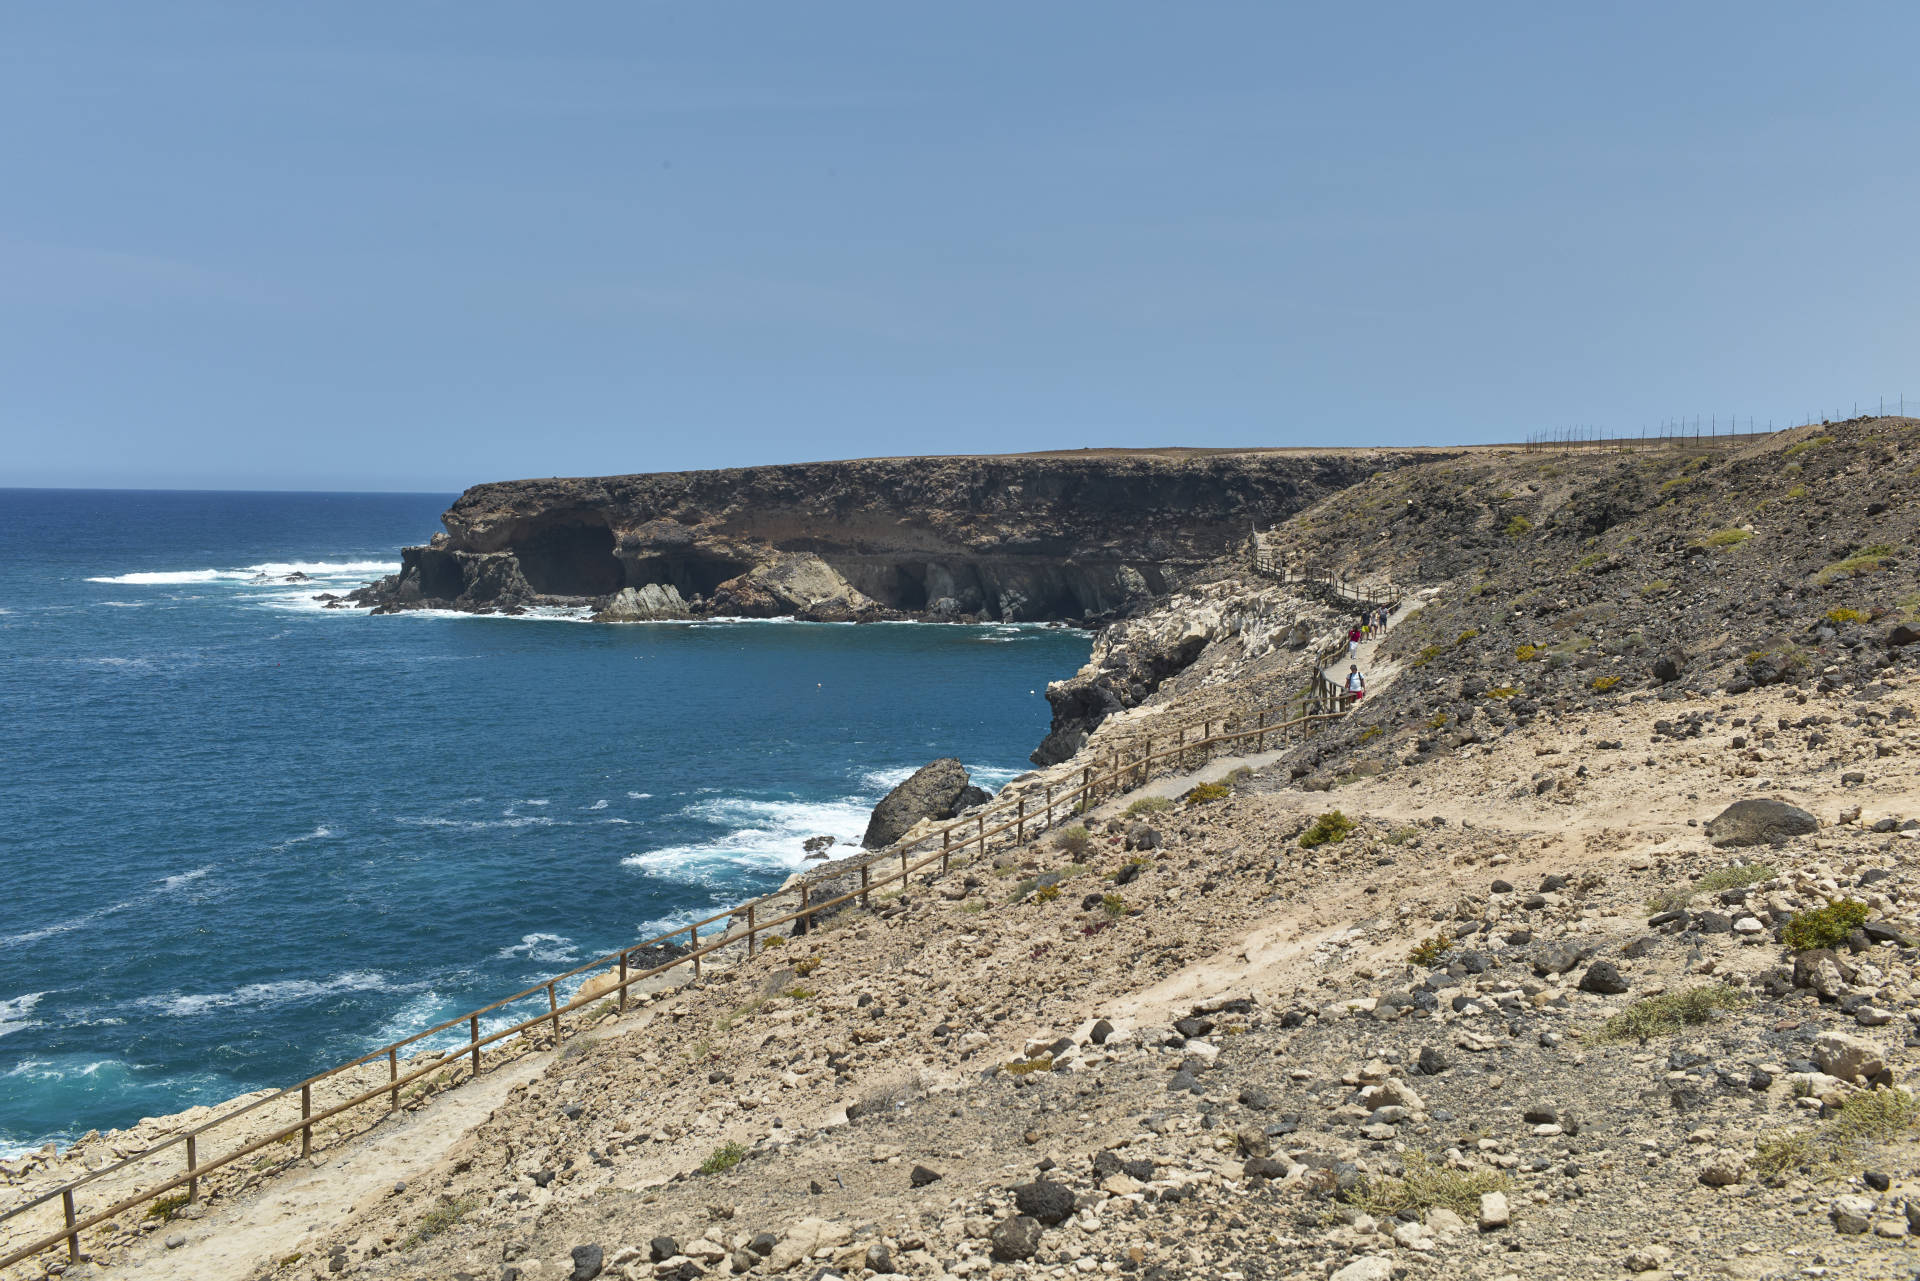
(14, 419, 1920, 1281)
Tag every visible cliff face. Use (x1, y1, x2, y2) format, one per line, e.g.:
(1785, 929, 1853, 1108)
(354, 450, 1405, 623)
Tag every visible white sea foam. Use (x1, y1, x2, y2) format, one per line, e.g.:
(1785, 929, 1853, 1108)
(521, 799, 549, 807)
(586, 799, 607, 811)
(860, 765, 920, 793)
(272, 826, 333, 851)
(493, 933, 580, 964)
(85, 560, 396, 586)
(0, 993, 48, 1038)
(626, 792, 652, 800)
(157, 865, 214, 891)
(97, 600, 150, 608)
(144, 970, 414, 1017)
(397, 814, 561, 831)
(619, 794, 873, 885)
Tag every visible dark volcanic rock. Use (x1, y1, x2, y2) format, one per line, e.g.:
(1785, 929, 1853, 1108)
(1012, 1180, 1075, 1225)
(1577, 960, 1629, 995)
(1704, 798, 1820, 848)
(863, 759, 990, 849)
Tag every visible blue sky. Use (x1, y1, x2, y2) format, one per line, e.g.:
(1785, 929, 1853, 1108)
(3, 4, 1916, 490)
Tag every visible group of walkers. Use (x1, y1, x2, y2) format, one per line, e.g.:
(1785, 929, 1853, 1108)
(1342, 607, 1388, 705)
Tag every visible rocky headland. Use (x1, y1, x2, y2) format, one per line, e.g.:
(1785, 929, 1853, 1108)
(17, 419, 1920, 1281)
(348, 450, 1410, 623)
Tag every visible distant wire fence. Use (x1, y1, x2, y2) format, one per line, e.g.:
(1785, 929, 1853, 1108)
(0, 568, 1409, 1275)
(1519, 396, 1913, 453)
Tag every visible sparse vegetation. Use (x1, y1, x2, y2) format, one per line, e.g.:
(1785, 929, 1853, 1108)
(1055, 826, 1091, 858)
(1590, 675, 1622, 692)
(1411, 644, 1444, 668)
(1101, 893, 1127, 919)
(792, 956, 822, 977)
(1515, 643, 1541, 662)
(1345, 1151, 1509, 1222)
(1816, 549, 1896, 583)
(780, 985, 816, 1000)
(1573, 552, 1607, 570)
(1299, 811, 1355, 849)
(1783, 434, 1833, 457)
(699, 1141, 748, 1175)
(1694, 527, 1751, 549)
(1646, 862, 1773, 914)
(1781, 899, 1871, 952)
(1409, 932, 1453, 967)
(1754, 1089, 1920, 1183)
(1384, 826, 1418, 846)
(403, 1197, 479, 1249)
(1590, 985, 1750, 1043)
(1005, 1056, 1054, 1076)
(1182, 781, 1231, 806)
(1825, 606, 1868, 624)
(1484, 686, 1519, 699)
(1504, 515, 1533, 538)
(1124, 795, 1172, 817)
(1455, 628, 1481, 643)
(1357, 725, 1383, 742)
(760, 934, 785, 949)
(146, 1193, 190, 1223)
(1640, 579, 1672, 597)
(1033, 885, 1061, 904)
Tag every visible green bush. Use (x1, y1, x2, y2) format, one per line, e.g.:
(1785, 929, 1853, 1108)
(1590, 675, 1622, 692)
(1101, 893, 1127, 919)
(1694, 528, 1752, 549)
(1504, 515, 1533, 538)
(1409, 933, 1453, 968)
(146, 1193, 190, 1223)
(1055, 825, 1091, 858)
(1124, 796, 1173, 817)
(1182, 781, 1231, 806)
(699, 1141, 748, 1175)
(1005, 1056, 1053, 1076)
(1783, 434, 1833, 457)
(1033, 885, 1061, 904)
(1591, 985, 1749, 1043)
(1755, 1089, 1920, 1183)
(1299, 811, 1355, 849)
(1781, 900, 1871, 951)
(1515, 643, 1541, 662)
(1640, 579, 1672, 597)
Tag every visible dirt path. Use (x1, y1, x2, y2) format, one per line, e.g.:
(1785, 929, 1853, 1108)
(110, 1013, 655, 1281)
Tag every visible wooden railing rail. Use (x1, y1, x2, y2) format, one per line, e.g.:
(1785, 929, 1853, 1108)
(0, 579, 1404, 1272)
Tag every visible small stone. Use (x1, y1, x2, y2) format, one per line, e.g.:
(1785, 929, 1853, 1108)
(1416, 1046, 1448, 1075)
(648, 1238, 679, 1264)
(1478, 1190, 1510, 1231)
(865, 1241, 894, 1273)
(1011, 1180, 1074, 1226)
(990, 1215, 1043, 1261)
(1329, 1259, 1393, 1281)
(569, 1245, 604, 1281)
(1577, 959, 1629, 994)
(1242, 1156, 1291, 1180)
(1832, 1194, 1876, 1234)
(164, 1234, 186, 1251)
(1624, 1245, 1673, 1272)
(909, 1164, 942, 1187)
(1873, 1218, 1909, 1239)
(1238, 1085, 1274, 1110)
(1813, 1032, 1886, 1081)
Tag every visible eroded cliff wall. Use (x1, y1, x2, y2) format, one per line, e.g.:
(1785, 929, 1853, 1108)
(355, 450, 1407, 623)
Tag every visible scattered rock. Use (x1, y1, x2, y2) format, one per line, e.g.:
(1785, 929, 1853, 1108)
(1704, 798, 1820, 848)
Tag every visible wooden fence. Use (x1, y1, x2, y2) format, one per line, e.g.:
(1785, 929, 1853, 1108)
(0, 581, 1402, 1272)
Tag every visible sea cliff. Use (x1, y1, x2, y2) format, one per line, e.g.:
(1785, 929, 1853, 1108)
(351, 449, 1405, 622)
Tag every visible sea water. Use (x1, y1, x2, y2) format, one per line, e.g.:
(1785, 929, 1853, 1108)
(0, 489, 1089, 1154)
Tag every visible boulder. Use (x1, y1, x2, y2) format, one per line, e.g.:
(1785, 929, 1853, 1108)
(1577, 960, 1629, 995)
(1812, 1032, 1886, 1082)
(989, 1216, 1042, 1261)
(863, 759, 992, 849)
(1704, 798, 1819, 848)
(1651, 650, 1687, 683)
(591, 583, 690, 622)
(766, 1219, 851, 1273)
(1888, 624, 1920, 648)
(1011, 1180, 1074, 1226)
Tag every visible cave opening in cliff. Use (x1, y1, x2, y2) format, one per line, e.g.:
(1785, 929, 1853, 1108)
(512, 521, 624, 596)
(626, 552, 752, 602)
(415, 550, 465, 600)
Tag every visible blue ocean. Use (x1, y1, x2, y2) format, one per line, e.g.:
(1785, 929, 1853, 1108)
(0, 489, 1089, 1155)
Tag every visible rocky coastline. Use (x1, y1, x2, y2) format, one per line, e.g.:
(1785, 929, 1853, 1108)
(345, 450, 1410, 624)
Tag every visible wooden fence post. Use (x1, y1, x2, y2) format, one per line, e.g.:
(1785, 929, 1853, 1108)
(1257, 707, 1267, 751)
(388, 1048, 399, 1110)
(1044, 786, 1052, 831)
(62, 1188, 77, 1261)
(691, 923, 701, 979)
(747, 904, 757, 957)
(900, 845, 908, 883)
(186, 1134, 198, 1202)
(1142, 736, 1152, 784)
(301, 1083, 313, 1157)
(547, 983, 559, 1040)
(976, 813, 985, 854)
(1204, 720, 1212, 763)
(800, 884, 811, 934)
(469, 1015, 481, 1078)
(1016, 798, 1025, 844)
(617, 951, 628, 1012)
(941, 828, 951, 874)
(860, 863, 870, 908)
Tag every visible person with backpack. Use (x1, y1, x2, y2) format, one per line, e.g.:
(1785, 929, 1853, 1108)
(1348, 624, 1363, 661)
(1345, 664, 1366, 703)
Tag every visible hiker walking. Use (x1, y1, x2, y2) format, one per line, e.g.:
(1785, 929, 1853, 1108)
(1345, 664, 1366, 704)
(1347, 624, 1362, 661)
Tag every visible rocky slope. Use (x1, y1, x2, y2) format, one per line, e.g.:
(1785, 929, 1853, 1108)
(349, 450, 1408, 623)
(27, 419, 1920, 1281)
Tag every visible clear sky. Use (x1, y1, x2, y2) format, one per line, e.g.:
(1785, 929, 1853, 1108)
(3, 4, 1916, 491)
